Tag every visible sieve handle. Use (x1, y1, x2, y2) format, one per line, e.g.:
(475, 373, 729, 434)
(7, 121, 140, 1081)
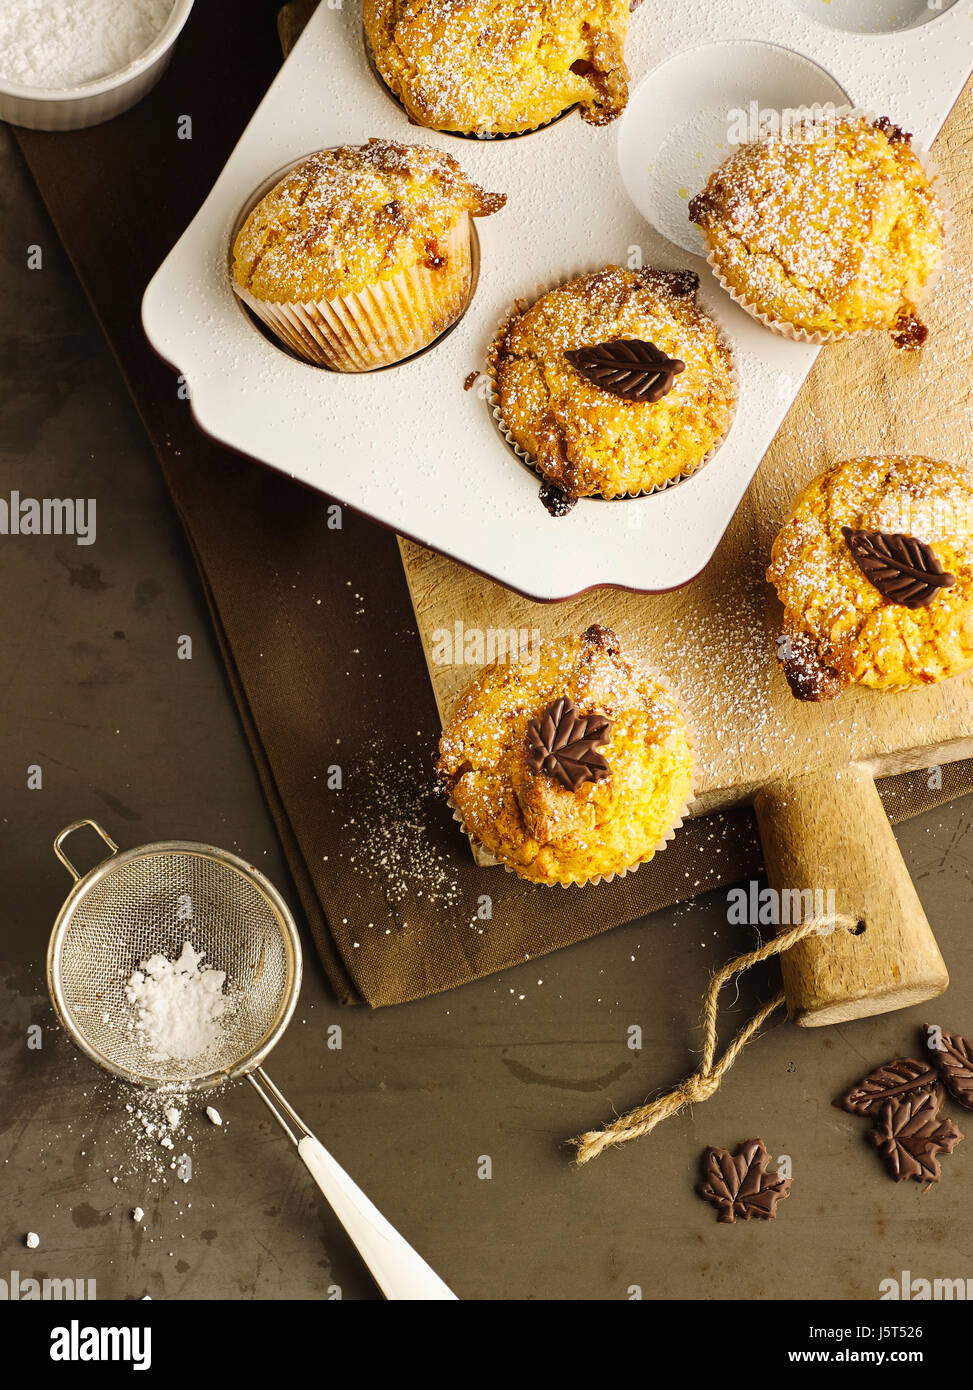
(53, 820, 119, 881)
(249, 1068, 457, 1301)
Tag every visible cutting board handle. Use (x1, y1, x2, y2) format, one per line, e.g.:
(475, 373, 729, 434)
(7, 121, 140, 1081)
(753, 765, 948, 1028)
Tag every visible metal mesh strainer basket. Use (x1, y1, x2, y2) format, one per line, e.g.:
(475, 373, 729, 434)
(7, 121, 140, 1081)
(47, 819, 301, 1089)
(45, 818, 455, 1299)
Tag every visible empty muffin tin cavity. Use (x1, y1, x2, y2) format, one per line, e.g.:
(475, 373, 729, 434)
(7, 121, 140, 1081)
(790, 0, 958, 35)
(617, 41, 850, 257)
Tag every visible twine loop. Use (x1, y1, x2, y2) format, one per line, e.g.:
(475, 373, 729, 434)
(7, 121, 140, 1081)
(572, 919, 824, 1164)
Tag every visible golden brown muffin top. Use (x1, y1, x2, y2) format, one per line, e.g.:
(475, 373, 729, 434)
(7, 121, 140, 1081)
(364, 0, 630, 134)
(436, 624, 694, 885)
(231, 139, 505, 303)
(768, 456, 973, 700)
(493, 266, 735, 503)
(689, 114, 944, 342)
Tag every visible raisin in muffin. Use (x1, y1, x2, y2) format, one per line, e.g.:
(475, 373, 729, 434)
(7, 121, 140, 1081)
(492, 266, 735, 508)
(435, 624, 694, 885)
(231, 139, 505, 370)
(364, 0, 631, 135)
(768, 456, 973, 700)
(689, 114, 944, 347)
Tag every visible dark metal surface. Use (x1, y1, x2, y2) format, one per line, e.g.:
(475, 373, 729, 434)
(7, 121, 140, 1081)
(1, 127, 971, 1301)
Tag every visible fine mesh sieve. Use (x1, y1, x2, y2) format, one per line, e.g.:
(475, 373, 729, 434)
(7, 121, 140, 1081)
(46, 819, 456, 1299)
(48, 820, 300, 1089)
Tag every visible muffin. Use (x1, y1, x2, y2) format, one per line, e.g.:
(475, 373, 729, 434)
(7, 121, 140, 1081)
(768, 456, 973, 701)
(492, 266, 735, 510)
(435, 624, 694, 885)
(689, 114, 945, 347)
(231, 139, 505, 370)
(364, 0, 631, 135)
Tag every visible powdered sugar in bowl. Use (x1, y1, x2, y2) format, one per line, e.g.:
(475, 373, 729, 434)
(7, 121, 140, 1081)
(0, 0, 195, 131)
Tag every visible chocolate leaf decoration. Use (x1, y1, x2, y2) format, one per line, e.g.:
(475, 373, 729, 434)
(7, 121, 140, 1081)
(841, 527, 956, 609)
(565, 339, 685, 403)
(835, 1057, 944, 1117)
(924, 1026, 973, 1111)
(696, 1139, 792, 1224)
(525, 698, 611, 793)
(869, 1093, 963, 1184)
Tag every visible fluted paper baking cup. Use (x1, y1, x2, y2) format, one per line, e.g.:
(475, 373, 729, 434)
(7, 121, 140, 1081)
(447, 778, 697, 888)
(695, 112, 949, 346)
(487, 269, 738, 501)
(233, 215, 473, 371)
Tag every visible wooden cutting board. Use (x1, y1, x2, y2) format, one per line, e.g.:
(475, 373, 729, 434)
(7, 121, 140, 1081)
(398, 79, 973, 1030)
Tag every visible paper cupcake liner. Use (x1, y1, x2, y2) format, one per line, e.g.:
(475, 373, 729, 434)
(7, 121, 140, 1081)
(233, 216, 474, 371)
(448, 780, 697, 889)
(487, 268, 738, 502)
(696, 109, 950, 346)
(362, 21, 573, 139)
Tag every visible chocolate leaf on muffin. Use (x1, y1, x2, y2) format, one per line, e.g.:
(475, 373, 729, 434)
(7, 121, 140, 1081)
(525, 698, 612, 792)
(565, 340, 685, 403)
(841, 527, 956, 609)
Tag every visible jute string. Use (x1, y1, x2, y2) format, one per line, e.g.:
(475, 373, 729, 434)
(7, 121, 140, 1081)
(572, 920, 824, 1164)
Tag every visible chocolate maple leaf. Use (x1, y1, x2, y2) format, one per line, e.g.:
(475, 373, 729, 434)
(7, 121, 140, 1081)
(525, 698, 611, 792)
(835, 1057, 944, 1117)
(869, 1093, 963, 1184)
(565, 340, 685, 403)
(924, 1026, 973, 1111)
(696, 1139, 792, 1224)
(841, 527, 956, 609)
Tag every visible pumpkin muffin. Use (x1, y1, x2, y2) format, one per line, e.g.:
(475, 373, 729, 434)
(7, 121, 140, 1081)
(363, 0, 631, 135)
(231, 139, 505, 370)
(435, 624, 694, 885)
(492, 266, 735, 509)
(768, 456, 973, 701)
(689, 114, 945, 347)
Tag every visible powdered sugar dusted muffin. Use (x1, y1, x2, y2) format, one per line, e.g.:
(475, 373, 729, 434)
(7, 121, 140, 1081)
(231, 139, 505, 370)
(768, 456, 973, 701)
(435, 624, 694, 885)
(689, 114, 945, 346)
(364, 0, 631, 135)
(492, 266, 735, 509)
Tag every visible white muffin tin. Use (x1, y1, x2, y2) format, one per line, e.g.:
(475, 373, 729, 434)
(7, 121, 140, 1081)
(143, 0, 972, 600)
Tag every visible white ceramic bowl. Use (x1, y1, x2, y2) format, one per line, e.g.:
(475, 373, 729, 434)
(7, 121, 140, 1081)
(0, 0, 195, 131)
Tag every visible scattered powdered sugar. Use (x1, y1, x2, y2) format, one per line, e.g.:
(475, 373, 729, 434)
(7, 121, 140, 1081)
(0, 0, 174, 89)
(340, 742, 461, 909)
(126, 1091, 188, 1155)
(125, 941, 228, 1064)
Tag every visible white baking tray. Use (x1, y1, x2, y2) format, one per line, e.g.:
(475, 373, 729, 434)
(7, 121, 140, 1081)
(142, 0, 972, 600)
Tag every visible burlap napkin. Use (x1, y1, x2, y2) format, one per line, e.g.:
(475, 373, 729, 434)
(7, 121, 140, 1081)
(13, 0, 972, 1006)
